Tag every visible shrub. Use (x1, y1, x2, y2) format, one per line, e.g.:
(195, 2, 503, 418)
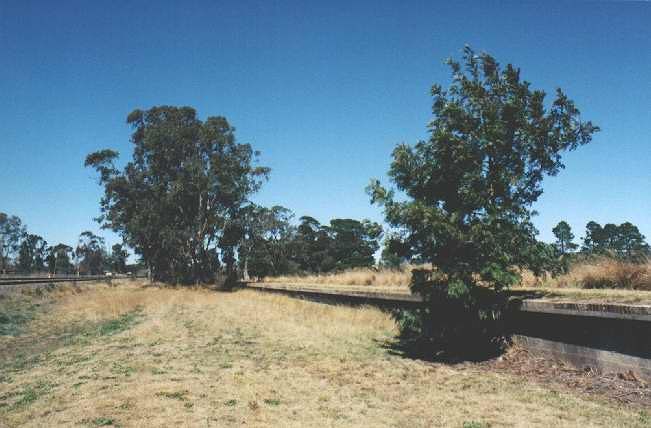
(393, 269, 508, 360)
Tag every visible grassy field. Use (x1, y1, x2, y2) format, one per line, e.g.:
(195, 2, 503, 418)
(1, 282, 649, 427)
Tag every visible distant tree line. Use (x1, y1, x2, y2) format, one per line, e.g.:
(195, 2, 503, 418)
(0, 211, 130, 275)
(238, 207, 382, 279)
(552, 220, 648, 262)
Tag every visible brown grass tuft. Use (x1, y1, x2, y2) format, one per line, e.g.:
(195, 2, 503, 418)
(520, 258, 651, 291)
(263, 266, 421, 288)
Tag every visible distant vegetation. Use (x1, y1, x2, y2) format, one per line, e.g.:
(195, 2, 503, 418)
(239, 210, 382, 279)
(0, 211, 131, 276)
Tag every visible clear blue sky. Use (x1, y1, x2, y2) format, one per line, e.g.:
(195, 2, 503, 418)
(1, 0, 650, 253)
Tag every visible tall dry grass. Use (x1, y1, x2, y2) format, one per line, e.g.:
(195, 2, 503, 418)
(523, 258, 651, 291)
(263, 259, 651, 291)
(263, 267, 415, 288)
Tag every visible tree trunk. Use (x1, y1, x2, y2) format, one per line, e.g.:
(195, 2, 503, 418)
(242, 256, 250, 281)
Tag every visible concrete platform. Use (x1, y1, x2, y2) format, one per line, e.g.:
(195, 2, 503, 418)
(246, 282, 651, 381)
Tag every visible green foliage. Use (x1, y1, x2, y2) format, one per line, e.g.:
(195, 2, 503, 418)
(85, 106, 270, 284)
(379, 233, 412, 268)
(0, 212, 26, 274)
(581, 221, 649, 261)
(328, 219, 382, 270)
(155, 390, 189, 401)
(110, 243, 129, 274)
(239, 205, 297, 278)
(238, 210, 382, 279)
(17, 234, 48, 273)
(393, 269, 507, 358)
(76, 231, 107, 275)
(292, 216, 333, 272)
(47, 243, 74, 275)
(552, 221, 577, 255)
(369, 46, 597, 353)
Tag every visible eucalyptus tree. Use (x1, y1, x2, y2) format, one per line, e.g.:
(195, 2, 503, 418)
(110, 243, 129, 274)
(85, 106, 269, 284)
(47, 243, 74, 275)
(327, 219, 382, 270)
(293, 216, 332, 272)
(238, 205, 296, 279)
(0, 212, 25, 274)
(76, 231, 106, 275)
(368, 46, 598, 353)
(17, 234, 48, 273)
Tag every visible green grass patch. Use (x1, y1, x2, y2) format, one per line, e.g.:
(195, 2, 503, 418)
(9, 380, 53, 409)
(0, 299, 42, 336)
(83, 417, 119, 426)
(94, 309, 142, 337)
(263, 398, 281, 406)
(110, 362, 135, 377)
(463, 421, 489, 428)
(155, 390, 189, 401)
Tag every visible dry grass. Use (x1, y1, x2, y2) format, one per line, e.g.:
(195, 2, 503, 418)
(523, 258, 651, 291)
(1, 284, 649, 427)
(264, 260, 651, 294)
(264, 267, 415, 288)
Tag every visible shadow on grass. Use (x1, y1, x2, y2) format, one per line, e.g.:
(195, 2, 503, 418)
(378, 334, 508, 365)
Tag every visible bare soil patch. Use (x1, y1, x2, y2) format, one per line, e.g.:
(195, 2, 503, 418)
(465, 346, 650, 408)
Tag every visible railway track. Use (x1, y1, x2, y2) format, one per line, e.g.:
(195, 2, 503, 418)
(0, 275, 120, 286)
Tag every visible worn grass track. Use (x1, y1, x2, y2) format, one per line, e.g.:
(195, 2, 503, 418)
(1, 283, 649, 427)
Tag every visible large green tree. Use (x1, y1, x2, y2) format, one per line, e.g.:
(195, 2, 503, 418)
(582, 221, 606, 253)
(368, 47, 598, 353)
(292, 216, 333, 272)
(327, 219, 382, 271)
(85, 106, 269, 284)
(616, 222, 648, 260)
(552, 221, 577, 255)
